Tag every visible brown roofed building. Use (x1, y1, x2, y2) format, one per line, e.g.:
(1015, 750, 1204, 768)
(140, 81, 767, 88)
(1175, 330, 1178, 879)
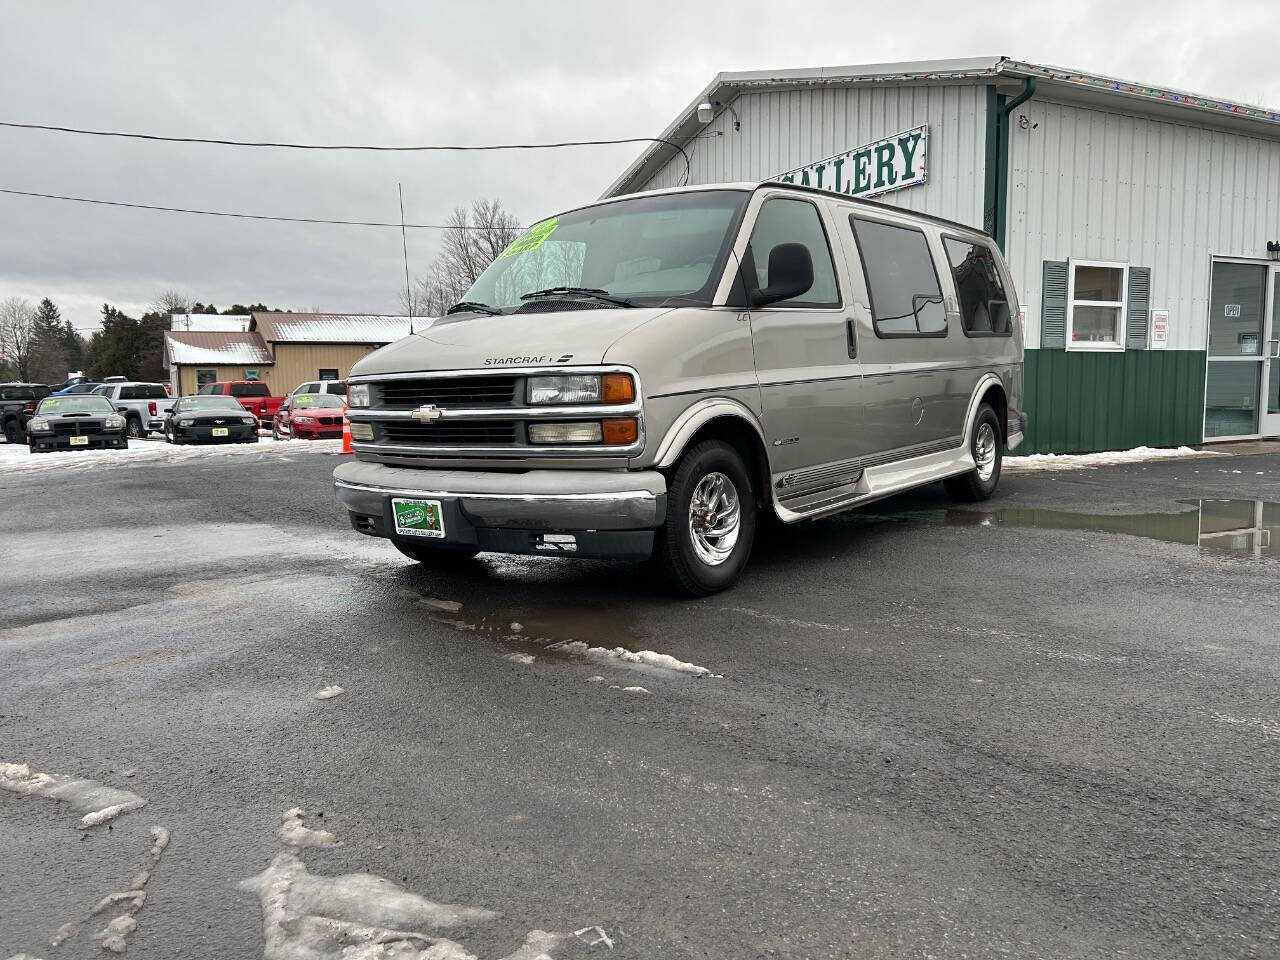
(164, 313, 415, 395)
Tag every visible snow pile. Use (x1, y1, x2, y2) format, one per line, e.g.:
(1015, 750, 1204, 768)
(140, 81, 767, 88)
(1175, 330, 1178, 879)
(544, 640, 721, 678)
(313, 685, 346, 701)
(1005, 445, 1220, 473)
(505, 653, 535, 665)
(241, 808, 570, 960)
(0, 436, 342, 476)
(0, 761, 147, 829)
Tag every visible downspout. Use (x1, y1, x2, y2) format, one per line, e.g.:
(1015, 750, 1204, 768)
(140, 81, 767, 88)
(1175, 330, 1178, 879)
(992, 77, 1036, 252)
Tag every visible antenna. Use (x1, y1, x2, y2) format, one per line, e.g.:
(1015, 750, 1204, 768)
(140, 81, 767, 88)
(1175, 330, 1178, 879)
(398, 182, 413, 334)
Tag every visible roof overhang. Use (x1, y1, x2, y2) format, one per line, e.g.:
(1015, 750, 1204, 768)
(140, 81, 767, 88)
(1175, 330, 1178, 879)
(602, 56, 1280, 198)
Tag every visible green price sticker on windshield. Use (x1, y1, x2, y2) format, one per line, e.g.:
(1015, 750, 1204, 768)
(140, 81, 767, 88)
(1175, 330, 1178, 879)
(499, 217, 558, 258)
(296, 395, 315, 405)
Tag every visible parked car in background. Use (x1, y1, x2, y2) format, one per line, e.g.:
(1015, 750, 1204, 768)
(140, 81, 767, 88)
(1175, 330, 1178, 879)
(1, 383, 51, 443)
(163, 395, 259, 444)
(273, 393, 346, 440)
(26, 394, 127, 452)
(198, 380, 284, 425)
(90, 381, 175, 438)
(291, 379, 347, 397)
(52, 381, 107, 396)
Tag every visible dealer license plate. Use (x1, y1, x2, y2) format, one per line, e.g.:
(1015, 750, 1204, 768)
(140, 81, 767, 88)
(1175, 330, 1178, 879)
(69, 435, 89, 446)
(212, 427, 229, 437)
(392, 498, 445, 539)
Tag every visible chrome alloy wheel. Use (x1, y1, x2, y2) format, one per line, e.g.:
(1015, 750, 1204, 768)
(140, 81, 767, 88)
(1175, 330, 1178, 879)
(687, 471, 741, 566)
(974, 421, 998, 482)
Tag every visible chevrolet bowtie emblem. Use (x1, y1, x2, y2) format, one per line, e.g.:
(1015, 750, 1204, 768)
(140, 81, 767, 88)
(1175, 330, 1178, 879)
(410, 404, 443, 423)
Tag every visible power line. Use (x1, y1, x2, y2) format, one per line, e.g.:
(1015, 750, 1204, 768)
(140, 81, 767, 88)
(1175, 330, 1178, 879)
(0, 187, 511, 229)
(0, 120, 693, 184)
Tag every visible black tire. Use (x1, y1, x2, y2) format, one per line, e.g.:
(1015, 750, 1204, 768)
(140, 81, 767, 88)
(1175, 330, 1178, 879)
(394, 541, 481, 562)
(657, 439, 757, 597)
(3, 420, 21, 444)
(120, 436, 129, 449)
(124, 416, 144, 439)
(945, 403, 1003, 502)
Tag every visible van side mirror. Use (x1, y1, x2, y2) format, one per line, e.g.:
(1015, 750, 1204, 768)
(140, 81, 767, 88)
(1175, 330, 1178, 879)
(751, 243, 814, 307)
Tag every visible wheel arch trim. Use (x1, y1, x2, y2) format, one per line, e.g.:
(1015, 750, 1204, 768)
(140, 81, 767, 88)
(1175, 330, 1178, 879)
(652, 398, 769, 469)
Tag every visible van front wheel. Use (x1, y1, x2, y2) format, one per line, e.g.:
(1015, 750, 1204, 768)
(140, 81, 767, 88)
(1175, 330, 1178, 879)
(945, 403, 1002, 502)
(659, 440, 756, 596)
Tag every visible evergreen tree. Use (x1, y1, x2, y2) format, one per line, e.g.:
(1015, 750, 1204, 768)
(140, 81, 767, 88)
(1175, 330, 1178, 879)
(28, 298, 67, 383)
(59, 320, 86, 372)
(84, 304, 144, 380)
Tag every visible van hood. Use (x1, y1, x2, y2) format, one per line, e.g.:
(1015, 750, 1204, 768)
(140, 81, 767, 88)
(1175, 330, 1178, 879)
(350, 307, 674, 377)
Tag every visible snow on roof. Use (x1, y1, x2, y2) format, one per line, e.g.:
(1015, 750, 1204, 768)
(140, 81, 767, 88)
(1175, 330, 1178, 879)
(170, 313, 251, 332)
(163, 331, 274, 367)
(251, 313, 415, 344)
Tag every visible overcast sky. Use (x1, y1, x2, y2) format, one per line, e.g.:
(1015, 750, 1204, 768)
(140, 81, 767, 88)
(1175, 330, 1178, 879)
(2, 0, 1277, 333)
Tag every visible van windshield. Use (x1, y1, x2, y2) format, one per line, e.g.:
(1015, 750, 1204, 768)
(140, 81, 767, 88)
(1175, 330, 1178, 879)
(459, 190, 749, 311)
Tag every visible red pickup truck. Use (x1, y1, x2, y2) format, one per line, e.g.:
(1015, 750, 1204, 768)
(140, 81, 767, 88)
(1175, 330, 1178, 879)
(197, 381, 284, 425)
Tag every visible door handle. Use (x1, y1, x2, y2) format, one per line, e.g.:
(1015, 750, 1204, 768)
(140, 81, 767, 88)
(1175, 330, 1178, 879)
(846, 318, 858, 359)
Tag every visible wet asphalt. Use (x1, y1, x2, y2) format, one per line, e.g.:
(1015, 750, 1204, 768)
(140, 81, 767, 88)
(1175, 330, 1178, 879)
(1, 442, 1278, 959)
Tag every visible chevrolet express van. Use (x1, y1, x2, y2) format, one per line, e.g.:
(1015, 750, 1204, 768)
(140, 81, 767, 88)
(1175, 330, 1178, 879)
(334, 181, 1025, 595)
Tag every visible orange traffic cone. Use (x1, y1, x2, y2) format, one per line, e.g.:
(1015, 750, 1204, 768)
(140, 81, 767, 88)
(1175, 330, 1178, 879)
(341, 416, 353, 454)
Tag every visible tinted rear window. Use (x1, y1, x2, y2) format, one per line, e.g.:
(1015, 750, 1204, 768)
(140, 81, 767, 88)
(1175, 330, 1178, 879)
(2, 388, 35, 400)
(230, 383, 270, 397)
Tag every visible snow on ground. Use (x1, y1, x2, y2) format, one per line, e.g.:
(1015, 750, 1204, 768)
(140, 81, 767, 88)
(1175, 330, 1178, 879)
(313, 685, 345, 701)
(240, 808, 572, 960)
(1004, 445, 1222, 473)
(0, 435, 342, 475)
(0, 761, 147, 830)
(542, 640, 722, 679)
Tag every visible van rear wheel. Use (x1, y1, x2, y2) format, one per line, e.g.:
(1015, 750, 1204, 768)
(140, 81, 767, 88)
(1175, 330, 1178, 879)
(945, 403, 1002, 502)
(658, 440, 756, 597)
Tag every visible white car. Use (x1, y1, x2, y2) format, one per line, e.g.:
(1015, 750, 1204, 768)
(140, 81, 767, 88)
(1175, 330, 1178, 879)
(91, 381, 175, 438)
(291, 380, 347, 398)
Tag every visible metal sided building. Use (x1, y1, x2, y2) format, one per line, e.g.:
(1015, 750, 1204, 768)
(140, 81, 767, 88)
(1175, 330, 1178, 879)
(603, 57, 1280, 453)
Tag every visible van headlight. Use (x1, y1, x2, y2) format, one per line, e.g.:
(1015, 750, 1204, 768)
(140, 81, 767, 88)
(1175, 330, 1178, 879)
(348, 383, 371, 408)
(527, 373, 634, 405)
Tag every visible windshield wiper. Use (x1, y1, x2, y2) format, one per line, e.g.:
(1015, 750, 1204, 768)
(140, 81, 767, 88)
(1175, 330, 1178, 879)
(446, 301, 503, 316)
(519, 286, 634, 307)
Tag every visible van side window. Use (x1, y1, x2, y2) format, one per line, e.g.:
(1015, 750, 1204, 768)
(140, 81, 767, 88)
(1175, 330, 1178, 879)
(943, 238, 1012, 336)
(748, 198, 840, 308)
(851, 217, 946, 336)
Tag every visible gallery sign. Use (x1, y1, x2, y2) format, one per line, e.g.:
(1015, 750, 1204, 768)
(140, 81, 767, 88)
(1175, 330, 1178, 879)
(775, 125, 927, 199)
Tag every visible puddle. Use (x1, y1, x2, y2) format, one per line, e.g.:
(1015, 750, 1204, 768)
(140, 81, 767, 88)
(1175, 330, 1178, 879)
(948, 499, 1279, 560)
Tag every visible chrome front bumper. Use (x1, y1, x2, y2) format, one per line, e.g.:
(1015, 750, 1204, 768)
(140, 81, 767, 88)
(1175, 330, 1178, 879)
(332, 460, 667, 531)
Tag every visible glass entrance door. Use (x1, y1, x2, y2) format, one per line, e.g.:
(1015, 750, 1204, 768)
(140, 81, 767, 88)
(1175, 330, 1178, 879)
(1206, 261, 1269, 439)
(1262, 268, 1280, 437)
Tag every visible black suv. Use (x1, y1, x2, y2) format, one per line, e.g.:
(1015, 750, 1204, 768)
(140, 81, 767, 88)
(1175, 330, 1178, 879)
(1, 383, 51, 443)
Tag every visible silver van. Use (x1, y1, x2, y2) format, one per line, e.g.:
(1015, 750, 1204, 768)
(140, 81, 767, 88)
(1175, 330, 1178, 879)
(334, 181, 1024, 595)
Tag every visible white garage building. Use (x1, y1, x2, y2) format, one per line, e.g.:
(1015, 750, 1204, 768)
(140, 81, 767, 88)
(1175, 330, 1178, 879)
(604, 57, 1280, 453)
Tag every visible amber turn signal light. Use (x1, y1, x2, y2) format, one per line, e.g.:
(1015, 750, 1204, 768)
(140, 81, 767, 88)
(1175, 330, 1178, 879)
(600, 373, 636, 404)
(602, 418, 638, 445)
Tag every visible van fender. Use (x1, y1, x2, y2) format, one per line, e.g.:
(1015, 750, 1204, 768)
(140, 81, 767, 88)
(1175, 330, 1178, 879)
(653, 397, 768, 469)
(962, 373, 1005, 446)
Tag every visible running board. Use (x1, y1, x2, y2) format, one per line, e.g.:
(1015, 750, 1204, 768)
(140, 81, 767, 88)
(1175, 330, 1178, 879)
(772, 441, 974, 522)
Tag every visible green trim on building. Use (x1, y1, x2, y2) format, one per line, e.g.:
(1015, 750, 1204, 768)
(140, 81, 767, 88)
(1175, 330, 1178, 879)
(1022, 349, 1206, 454)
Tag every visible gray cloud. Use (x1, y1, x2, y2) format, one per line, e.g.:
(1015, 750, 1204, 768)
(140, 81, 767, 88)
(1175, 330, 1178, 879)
(2, 0, 1276, 331)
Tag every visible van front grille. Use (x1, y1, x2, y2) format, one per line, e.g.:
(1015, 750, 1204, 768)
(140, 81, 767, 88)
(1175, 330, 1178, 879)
(377, 421, 519, 446)
(378, 376, 519, 408)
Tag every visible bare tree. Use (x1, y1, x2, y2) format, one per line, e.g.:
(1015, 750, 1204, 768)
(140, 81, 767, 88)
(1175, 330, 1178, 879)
(0, 296, 37, 381)
(402, 198, 521, 316)
(151, 289, 193, 316)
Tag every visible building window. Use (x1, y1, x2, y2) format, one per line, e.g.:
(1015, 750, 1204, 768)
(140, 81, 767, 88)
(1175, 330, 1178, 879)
(1067, 260, 1127, 350)
(318, 368, 339, 381)
(196, 369, 216, 388)
(942, 238, 1011, 337)
(850, 216, 946, 336)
